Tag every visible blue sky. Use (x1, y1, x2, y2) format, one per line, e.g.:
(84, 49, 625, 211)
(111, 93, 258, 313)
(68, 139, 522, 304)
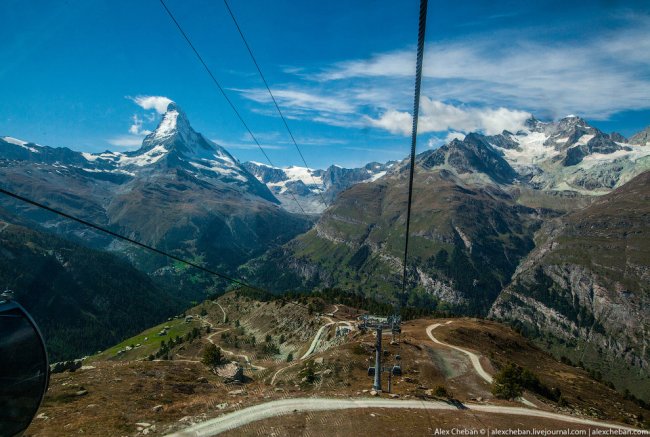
(1, 0, 650, 169)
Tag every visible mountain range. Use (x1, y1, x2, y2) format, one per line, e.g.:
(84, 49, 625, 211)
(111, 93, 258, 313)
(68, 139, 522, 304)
(243, 160, 396, 213)
(0, 102, 404, 360)
(0, 103, 310, 276)
(1, 107, 649, 397)
(240, 115, 650, 397)
(0, 102, 311, 359)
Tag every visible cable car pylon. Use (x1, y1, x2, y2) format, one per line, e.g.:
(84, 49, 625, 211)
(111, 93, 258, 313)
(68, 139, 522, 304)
(364, 0, 428, 393)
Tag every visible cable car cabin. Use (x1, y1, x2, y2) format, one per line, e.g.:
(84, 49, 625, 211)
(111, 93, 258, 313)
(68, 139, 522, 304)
(0, 293, 50, 437)
(367, 366, 376, 377)
(392, 365, 402, 376)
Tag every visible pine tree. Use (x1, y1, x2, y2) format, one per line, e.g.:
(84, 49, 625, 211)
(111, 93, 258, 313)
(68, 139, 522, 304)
(202, 344, 223, 368)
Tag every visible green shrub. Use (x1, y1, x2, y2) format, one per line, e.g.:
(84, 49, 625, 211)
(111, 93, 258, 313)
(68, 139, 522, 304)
(492, 364, 524, 400)
(201, 344, 224, 368)
(492, 362, 560, 402)
(352, 343, 366, 355)
(262, 342, 280, 356)
(300, 360, 317, 384)
(434, 385, 450, 398)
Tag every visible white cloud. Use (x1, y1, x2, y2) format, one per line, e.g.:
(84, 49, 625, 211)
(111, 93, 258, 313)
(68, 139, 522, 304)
(114, 97, 166, 148)
(426, 131, 466, 149)
(366, 99, 531, 136)
(130, 95, 173, 114)
(364, 109, 412, 135)
(107, 135, 145, 148)
(229, 14, 650, 142)
(235, 86, 367, 129)
(250, 131, 348, 147)
(311, 16, 650, 120)
(310, 114, 365, 129)
(317, 51, 415, 81)
(295, 137, 348, 146)
(444, 131, 465, 143)
(235, 88, 355, 114)
(128, 115, 152, 136)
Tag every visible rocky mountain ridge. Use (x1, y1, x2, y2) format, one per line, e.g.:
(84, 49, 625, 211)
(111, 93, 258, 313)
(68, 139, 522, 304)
(411, 116, 650, 193)
(242, 117, 650, 399)
(243, 160, 396, 213)
(489, 171, 650, 399)
(0, 102, 310, 275)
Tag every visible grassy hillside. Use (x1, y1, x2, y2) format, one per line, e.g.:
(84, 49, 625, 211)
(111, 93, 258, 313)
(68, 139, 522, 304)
(246, 169, 540, 315)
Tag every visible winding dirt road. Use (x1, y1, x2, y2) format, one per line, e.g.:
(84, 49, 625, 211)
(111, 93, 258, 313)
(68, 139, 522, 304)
(426, 321, 493, 383)
(215, 302, 227, 324)
(270, 320, 341, 384)
(300, 321, 336, 360)
(164, 397, 640, 437)
(199, 310, 267, 371)
(271, 317, 355, 384)
(426, 321, 537, 408)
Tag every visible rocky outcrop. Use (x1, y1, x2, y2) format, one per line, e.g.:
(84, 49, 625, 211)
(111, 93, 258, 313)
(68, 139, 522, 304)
(417, 133, 518, 184)
(50, 359, 83, 374)
(629, 126, 650, 146)
(610, 132, 628, 143)
(491, 264, 648, 370)
(215, 362, 244, 383)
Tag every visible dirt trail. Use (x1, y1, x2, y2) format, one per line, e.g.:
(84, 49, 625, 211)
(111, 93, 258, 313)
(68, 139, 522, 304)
(426, 321, 493, 383)
(164, 397, 640, 437)
(426, 321, 537, 408)
(271, 317, 355, 384)
(202, 314, 267, 371)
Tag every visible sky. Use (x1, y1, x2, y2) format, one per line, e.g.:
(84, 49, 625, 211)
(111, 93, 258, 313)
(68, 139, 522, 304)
(1, 0, 650, 169)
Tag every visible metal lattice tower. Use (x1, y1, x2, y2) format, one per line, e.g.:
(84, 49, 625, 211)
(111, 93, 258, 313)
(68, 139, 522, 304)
(360, 314, 402, 391)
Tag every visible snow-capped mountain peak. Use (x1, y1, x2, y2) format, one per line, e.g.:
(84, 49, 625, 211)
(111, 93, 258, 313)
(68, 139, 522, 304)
(7, 102, 262, 188)
(411, 114, 649, 193)
(101, 103, 260, 185)
(137, 102, 216, 159)
(151, 103, 185, 139)
(74, 102, 244, 180)
(0, 103, 280, 203)
(1, 136, 40, 153)
(481, 116, 650, 192)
